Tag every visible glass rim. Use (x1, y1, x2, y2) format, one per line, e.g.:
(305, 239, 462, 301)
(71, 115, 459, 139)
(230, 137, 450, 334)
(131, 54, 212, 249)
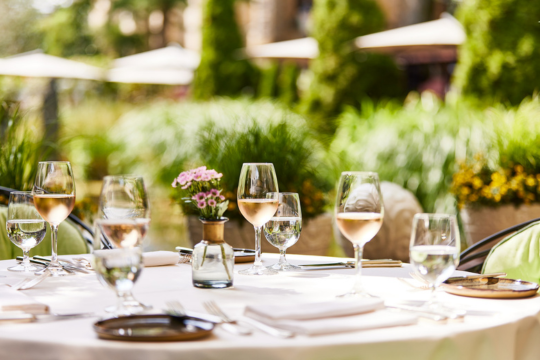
(341, 171, 379, 177)
(268, 192, 298, 195)
(241, 162, 274, 166)
(9, 191, 32, 195)
(103, 174, 144, 180)
(38, 161, 71, 164)
(413, 213, 457, 220)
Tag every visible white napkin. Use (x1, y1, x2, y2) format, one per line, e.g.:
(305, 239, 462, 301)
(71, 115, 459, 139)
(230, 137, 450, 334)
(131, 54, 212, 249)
(244, 299, 417, 336)
(0, 286, 49, 314)
(142, 251, 179, 267)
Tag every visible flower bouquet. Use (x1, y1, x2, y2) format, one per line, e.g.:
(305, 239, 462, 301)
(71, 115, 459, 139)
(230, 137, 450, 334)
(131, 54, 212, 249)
(172, 166, 233, 288)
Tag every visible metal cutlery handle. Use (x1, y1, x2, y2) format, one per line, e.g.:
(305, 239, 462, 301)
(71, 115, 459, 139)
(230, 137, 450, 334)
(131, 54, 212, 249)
(220, 322, 252, 336)
(240, 318, 294, 338)
(386, 305, 448, 322)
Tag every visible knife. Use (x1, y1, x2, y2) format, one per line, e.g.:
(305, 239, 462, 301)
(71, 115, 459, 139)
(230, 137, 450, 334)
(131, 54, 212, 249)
(446, 273, 506, 282)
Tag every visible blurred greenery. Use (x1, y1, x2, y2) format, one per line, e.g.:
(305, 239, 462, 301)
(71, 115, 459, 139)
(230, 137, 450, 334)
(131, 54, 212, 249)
(453, 0, 540, 105)
(192, 0, 258, 99)
(300, 0, 405, 135)
(0, 0, 42, 57)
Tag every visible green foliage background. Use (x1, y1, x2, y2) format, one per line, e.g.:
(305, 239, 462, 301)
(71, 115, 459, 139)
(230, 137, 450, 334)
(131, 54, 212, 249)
(453, 0, 540, 105)
(192, 0, 258, 99)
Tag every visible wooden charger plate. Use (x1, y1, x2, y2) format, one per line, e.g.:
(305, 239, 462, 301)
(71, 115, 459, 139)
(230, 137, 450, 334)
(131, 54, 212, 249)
(442, 277, 539, 299)
(234, 249, 255, 263)
(94, 315, 214, 341)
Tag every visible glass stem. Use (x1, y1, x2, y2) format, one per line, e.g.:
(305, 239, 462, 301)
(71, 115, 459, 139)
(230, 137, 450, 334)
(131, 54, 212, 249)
(50, 224, 59, 267)
(254, 226, 263, 267)
(278, 249, 287, 266)
(116, 291, 130, 316)
(22, 250, 30, 269)
(426, 285, 437, 308)
(352, 244, 365, 293)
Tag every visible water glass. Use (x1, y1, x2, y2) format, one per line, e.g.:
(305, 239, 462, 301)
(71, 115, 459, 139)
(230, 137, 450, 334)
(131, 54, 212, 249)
(409, 214, 460, 308)
(264, 192, 302, 271)
(6, 192, 47, 272)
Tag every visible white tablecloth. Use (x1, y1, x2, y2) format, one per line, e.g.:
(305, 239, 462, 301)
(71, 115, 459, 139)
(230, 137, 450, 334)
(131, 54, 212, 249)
(0, 253, 538, 360)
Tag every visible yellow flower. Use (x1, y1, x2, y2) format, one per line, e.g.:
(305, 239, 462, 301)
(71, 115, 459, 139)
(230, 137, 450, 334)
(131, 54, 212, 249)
(472, 177, 483, 189)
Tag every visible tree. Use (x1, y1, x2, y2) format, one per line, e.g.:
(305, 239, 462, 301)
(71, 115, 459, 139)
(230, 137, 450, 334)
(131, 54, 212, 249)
(192, 0, 258, 100)
(453, 0, 540, 105)
(0, 0, 42, 57)
(300, 0, 404, 135)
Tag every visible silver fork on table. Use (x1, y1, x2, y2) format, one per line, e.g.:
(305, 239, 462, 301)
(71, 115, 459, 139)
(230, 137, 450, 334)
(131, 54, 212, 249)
(203, 301, 252, 336)
(204, 301, 294, 338)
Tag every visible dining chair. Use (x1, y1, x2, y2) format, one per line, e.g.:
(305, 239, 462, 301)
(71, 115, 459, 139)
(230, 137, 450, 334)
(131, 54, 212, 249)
(459, 217, 540, 273)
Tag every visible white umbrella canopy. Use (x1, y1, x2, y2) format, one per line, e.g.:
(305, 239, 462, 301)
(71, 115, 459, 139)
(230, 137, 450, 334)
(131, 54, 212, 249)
(112, 44, 200, 70)
(245, 37, 318, 59)
(107, 67, 194, 85)
(355, 13, 465, 53)
(0, 50, 104, 80)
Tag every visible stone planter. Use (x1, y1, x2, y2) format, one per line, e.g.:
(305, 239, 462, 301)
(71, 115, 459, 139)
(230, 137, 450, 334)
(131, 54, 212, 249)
(187, 213, 333, 256)
(461, 204, 540, 246)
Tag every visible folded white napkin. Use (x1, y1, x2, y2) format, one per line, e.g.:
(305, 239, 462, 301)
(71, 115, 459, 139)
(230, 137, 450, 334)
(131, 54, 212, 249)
(244, 299, 417, 336)
(0, 286, 49, 314)
(142, 251, 179, 267)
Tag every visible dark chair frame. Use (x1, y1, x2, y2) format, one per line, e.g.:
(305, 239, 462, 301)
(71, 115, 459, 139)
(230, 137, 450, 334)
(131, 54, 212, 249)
(0, 185, 97, 248)
(459, 217, 540, 272)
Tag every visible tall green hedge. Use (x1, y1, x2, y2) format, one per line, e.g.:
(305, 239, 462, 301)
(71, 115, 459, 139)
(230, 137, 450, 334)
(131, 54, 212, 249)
(300, 0, 404, 135)
(192, 0, 257, 99)
(453, 0, 540, 105)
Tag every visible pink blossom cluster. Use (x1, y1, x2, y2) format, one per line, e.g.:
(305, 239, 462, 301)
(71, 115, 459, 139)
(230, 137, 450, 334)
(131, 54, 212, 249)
(193, 189, 226, 209)
(172, 166, 223, 190)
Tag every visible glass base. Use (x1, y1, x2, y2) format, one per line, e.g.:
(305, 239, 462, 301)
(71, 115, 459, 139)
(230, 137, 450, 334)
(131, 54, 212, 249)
(193, 280, 233, 289)
(105, 300, 152, 316)
(267, 263, 301, 272)
(47, 265, 72, 277)
(337, 290, 376, 299)
(8, 264, 41, 272)
(239, 264, 278, 276)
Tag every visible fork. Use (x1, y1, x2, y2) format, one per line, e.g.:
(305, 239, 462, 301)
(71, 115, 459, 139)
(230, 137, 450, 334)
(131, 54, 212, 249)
(398, 277, 429, 290)
(9, 270, 51, 290)
(203, 301, 252, 336)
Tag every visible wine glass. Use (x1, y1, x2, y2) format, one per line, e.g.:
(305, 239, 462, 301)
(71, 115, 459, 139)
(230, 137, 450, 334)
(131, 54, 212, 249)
(33, 161, 75, 277)
(237, 163, 279, 275)
(263, 192, 302, 271)
(335, 172, 384, 297)
(93, 219, 146, 316)
(6, 192, 47, 272)
(410, 214, 460, 309)
(99, 175, 150, 247)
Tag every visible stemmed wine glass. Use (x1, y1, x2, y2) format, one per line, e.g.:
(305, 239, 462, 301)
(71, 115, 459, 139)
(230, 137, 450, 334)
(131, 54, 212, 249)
(33, 161, 75, 277)
(6, 192, 47, 272)
(335, 172, 384, 297)
(410, 214, 460, 309)
(263, 192, 302, 271)
(93, 219, 144, 317)
(99, 175, 150, 247)
(237, 163, 279, 275)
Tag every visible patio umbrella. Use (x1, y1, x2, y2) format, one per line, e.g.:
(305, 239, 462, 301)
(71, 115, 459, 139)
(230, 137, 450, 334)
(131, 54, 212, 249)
(0, 50, 104, 80)
(244, 37, 318, 59)
(106, 67, 194, 85)
(112, 43, 200, 71)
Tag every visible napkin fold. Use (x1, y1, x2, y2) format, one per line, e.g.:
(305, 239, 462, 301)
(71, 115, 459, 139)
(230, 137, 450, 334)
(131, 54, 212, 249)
(244, 299, 417, 336)
(0, 286, 49, 314)
(142, 251, 179, 267)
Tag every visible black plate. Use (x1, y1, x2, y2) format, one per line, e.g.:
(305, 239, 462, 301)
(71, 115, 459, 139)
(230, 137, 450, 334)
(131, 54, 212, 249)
(94, 315, 214, 341)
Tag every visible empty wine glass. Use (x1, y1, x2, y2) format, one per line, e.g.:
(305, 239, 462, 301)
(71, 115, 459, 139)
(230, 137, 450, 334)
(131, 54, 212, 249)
(263, 192, 302, 271)
(6, 192, 47, 272)
(93, 219, 146, 316)
(33, 161, 75, 277)
(410, 214, 460, 309)
(237, 163, 279, 276)
(335, 172, 384, 297)
(99, 175, 150, 248)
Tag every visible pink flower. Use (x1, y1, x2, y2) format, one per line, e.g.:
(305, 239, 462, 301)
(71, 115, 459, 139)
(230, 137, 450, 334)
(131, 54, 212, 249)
(208, 199, 217, 207)
(194, 173, 203, 181)
(172, 179, 178, 188)
(205, 191, 213, 197)
(214, 173, 223, 179)
(201, 173, 211, 181)
(219, 195, 225, 201)
(181, 181, 192, 190)
(196, 166, 207, 172)
(197, 200, 206, 209)
(210, 189, 220, 197)
(194, 192, 206, 201)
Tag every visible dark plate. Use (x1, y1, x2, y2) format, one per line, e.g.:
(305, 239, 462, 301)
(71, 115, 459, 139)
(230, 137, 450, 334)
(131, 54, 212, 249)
(94, 315, 214, 341)
(442, 277, 539, 299)
(234, 249, 255, 263)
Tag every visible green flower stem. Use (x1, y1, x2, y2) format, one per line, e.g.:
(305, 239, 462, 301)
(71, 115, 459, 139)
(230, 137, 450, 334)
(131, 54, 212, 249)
(220, 243, 232, 281)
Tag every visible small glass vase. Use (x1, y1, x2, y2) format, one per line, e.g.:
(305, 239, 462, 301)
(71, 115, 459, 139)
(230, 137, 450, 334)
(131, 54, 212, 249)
(192, 218, 234, 289)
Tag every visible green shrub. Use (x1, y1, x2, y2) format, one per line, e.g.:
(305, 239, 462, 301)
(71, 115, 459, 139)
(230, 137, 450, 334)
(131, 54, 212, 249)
(192, 0, 258, 99)
(277, 61, 300, 106)
(453, 0, 540, 105)
(300, 0, 405, 134)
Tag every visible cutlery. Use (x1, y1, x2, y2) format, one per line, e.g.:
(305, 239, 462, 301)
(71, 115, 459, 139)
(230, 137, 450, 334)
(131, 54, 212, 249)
(385, 304, 448, 322)
(203, 301, 252, 336)
(391, 300, 499, 316)
(10, 270, 51, 290)
(446, 273, 506, 282)
(176, 247, 255, 254)
(238, 316, 295, 338)
(33, 256, 93, 274)
(299, 260, 402, 270)
(165, 300, 223, 324)
(386, 301, 465, 320)
(17, 257, 89, 274)
(398, 278, 429, 290)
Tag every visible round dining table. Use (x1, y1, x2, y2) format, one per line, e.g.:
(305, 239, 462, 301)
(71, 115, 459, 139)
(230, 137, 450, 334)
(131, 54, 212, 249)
(0, 253, 538, 360)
